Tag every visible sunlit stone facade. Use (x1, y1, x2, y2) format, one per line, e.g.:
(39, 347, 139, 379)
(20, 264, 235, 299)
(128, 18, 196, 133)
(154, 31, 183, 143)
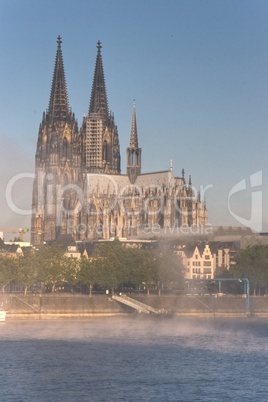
(31, 37, 207, 245)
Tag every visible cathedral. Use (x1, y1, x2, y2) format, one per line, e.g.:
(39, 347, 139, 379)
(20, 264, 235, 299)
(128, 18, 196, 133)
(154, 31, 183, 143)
(31, 36, 207, 245)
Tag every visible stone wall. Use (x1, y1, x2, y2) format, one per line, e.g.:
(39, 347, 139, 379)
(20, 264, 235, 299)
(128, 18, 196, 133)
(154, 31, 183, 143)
(1, 293, 268, 318)
(1, 294, 131, 317)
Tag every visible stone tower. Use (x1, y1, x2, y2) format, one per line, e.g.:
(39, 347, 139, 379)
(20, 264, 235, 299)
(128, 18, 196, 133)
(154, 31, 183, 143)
(82, 41, 121, 174)
(126, 102, 141, 184)
(31, 36, 81, 245)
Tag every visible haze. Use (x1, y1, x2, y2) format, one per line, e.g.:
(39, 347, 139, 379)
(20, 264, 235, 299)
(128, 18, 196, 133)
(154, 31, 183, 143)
(1, 0, 268, 235)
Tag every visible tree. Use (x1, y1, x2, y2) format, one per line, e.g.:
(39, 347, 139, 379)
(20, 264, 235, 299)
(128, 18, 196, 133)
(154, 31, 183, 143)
(128, 248, 157, 294)
(91, 240, 129, 294)
(155, 250, 185, 295)
(17, 251, 40, 296)
(34, 245, 66, 292)
(77, 257, 97, 296)
(232, 245, 268, 295)
(0, 253, 19, 293)
(62, 256, 80, 290)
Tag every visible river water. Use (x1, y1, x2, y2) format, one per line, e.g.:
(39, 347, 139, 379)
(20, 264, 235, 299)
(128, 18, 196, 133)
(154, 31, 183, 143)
(0, 317, 267, 402)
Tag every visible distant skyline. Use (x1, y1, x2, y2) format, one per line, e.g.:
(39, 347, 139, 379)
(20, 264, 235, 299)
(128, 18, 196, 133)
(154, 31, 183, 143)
(1, 0, 268, 238)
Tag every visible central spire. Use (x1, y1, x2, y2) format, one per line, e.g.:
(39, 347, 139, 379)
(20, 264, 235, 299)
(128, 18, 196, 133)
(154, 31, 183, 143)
(129, 100, 139, 149)
(88, 40, 109, 118)
(48, 35, 69, 121)
(126, 102, 141, 183)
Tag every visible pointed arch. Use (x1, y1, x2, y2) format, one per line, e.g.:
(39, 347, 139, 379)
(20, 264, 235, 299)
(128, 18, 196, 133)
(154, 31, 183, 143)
(63, 136, 68, 159)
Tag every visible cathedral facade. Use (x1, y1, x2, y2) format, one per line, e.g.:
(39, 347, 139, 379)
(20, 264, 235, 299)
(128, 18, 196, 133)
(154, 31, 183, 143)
(31, 37, 207, 245)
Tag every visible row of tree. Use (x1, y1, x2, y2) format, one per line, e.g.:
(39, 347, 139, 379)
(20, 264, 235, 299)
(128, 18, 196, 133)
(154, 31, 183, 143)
(2, 241, 268, 296)
(0, 240, 185, 295)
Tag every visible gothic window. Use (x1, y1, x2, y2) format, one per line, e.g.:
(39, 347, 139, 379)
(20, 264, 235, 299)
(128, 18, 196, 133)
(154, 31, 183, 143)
(64, 173, 69, 186)
(103, 140, 107, 160)
(63, 137, 68, 159)
(158, 211, 164, 227)
(87, 202, 97, 216)
(135, 151, 139, 165)
(130, 149, 138, 165)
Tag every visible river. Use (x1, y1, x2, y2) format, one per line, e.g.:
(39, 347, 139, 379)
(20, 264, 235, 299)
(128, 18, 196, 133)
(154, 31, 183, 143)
(0, 317, 267, 401)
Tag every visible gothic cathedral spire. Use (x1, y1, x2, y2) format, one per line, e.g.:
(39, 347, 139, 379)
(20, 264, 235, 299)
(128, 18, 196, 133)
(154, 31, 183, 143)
(88, 40, 108, 119)
(127, 101, 141, 183)
(129, 101, 139, 148)
(48, 35, 69, 121)
(83, 41, 120, 174)
(31, 36, 80, 245)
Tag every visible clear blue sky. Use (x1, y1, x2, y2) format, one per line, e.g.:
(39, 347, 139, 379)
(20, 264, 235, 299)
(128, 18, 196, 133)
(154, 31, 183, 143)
(0, 0, 268, 236)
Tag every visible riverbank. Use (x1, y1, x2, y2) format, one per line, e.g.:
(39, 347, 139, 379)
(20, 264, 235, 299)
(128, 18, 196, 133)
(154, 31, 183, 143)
(1, 293, 268, 319)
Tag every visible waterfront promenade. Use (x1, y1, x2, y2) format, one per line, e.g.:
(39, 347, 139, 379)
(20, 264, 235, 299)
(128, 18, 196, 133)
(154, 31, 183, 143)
(2, 294, 268, 319)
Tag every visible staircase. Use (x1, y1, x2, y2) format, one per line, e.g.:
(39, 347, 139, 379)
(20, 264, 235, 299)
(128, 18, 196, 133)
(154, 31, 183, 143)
(112, 294, 172, 316)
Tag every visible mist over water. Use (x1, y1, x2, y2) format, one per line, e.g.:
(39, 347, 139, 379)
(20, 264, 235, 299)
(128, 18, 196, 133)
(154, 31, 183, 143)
(1, 317, 268, 401)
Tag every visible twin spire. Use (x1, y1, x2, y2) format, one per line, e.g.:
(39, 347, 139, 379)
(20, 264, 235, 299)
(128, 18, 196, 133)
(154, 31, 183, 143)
(47, 36, 141, 177)
(48, 36, 109, 122)
(48, 35, 69, 121)
(89, 40, 109, 118)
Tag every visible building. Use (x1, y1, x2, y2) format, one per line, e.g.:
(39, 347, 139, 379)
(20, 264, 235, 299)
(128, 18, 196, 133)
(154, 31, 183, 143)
(209, 241, 239, 270)
(179, 244, 215, 280)
(0, 238, 24, 257)
(31, 36, 207, 245)
(177, 239, 240, 280)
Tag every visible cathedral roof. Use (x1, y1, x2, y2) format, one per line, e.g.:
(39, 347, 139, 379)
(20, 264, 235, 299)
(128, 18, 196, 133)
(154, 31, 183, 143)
(48, 36, 70, 121)
(89, 41, 109, 118)
(85, 170, 177, 194)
